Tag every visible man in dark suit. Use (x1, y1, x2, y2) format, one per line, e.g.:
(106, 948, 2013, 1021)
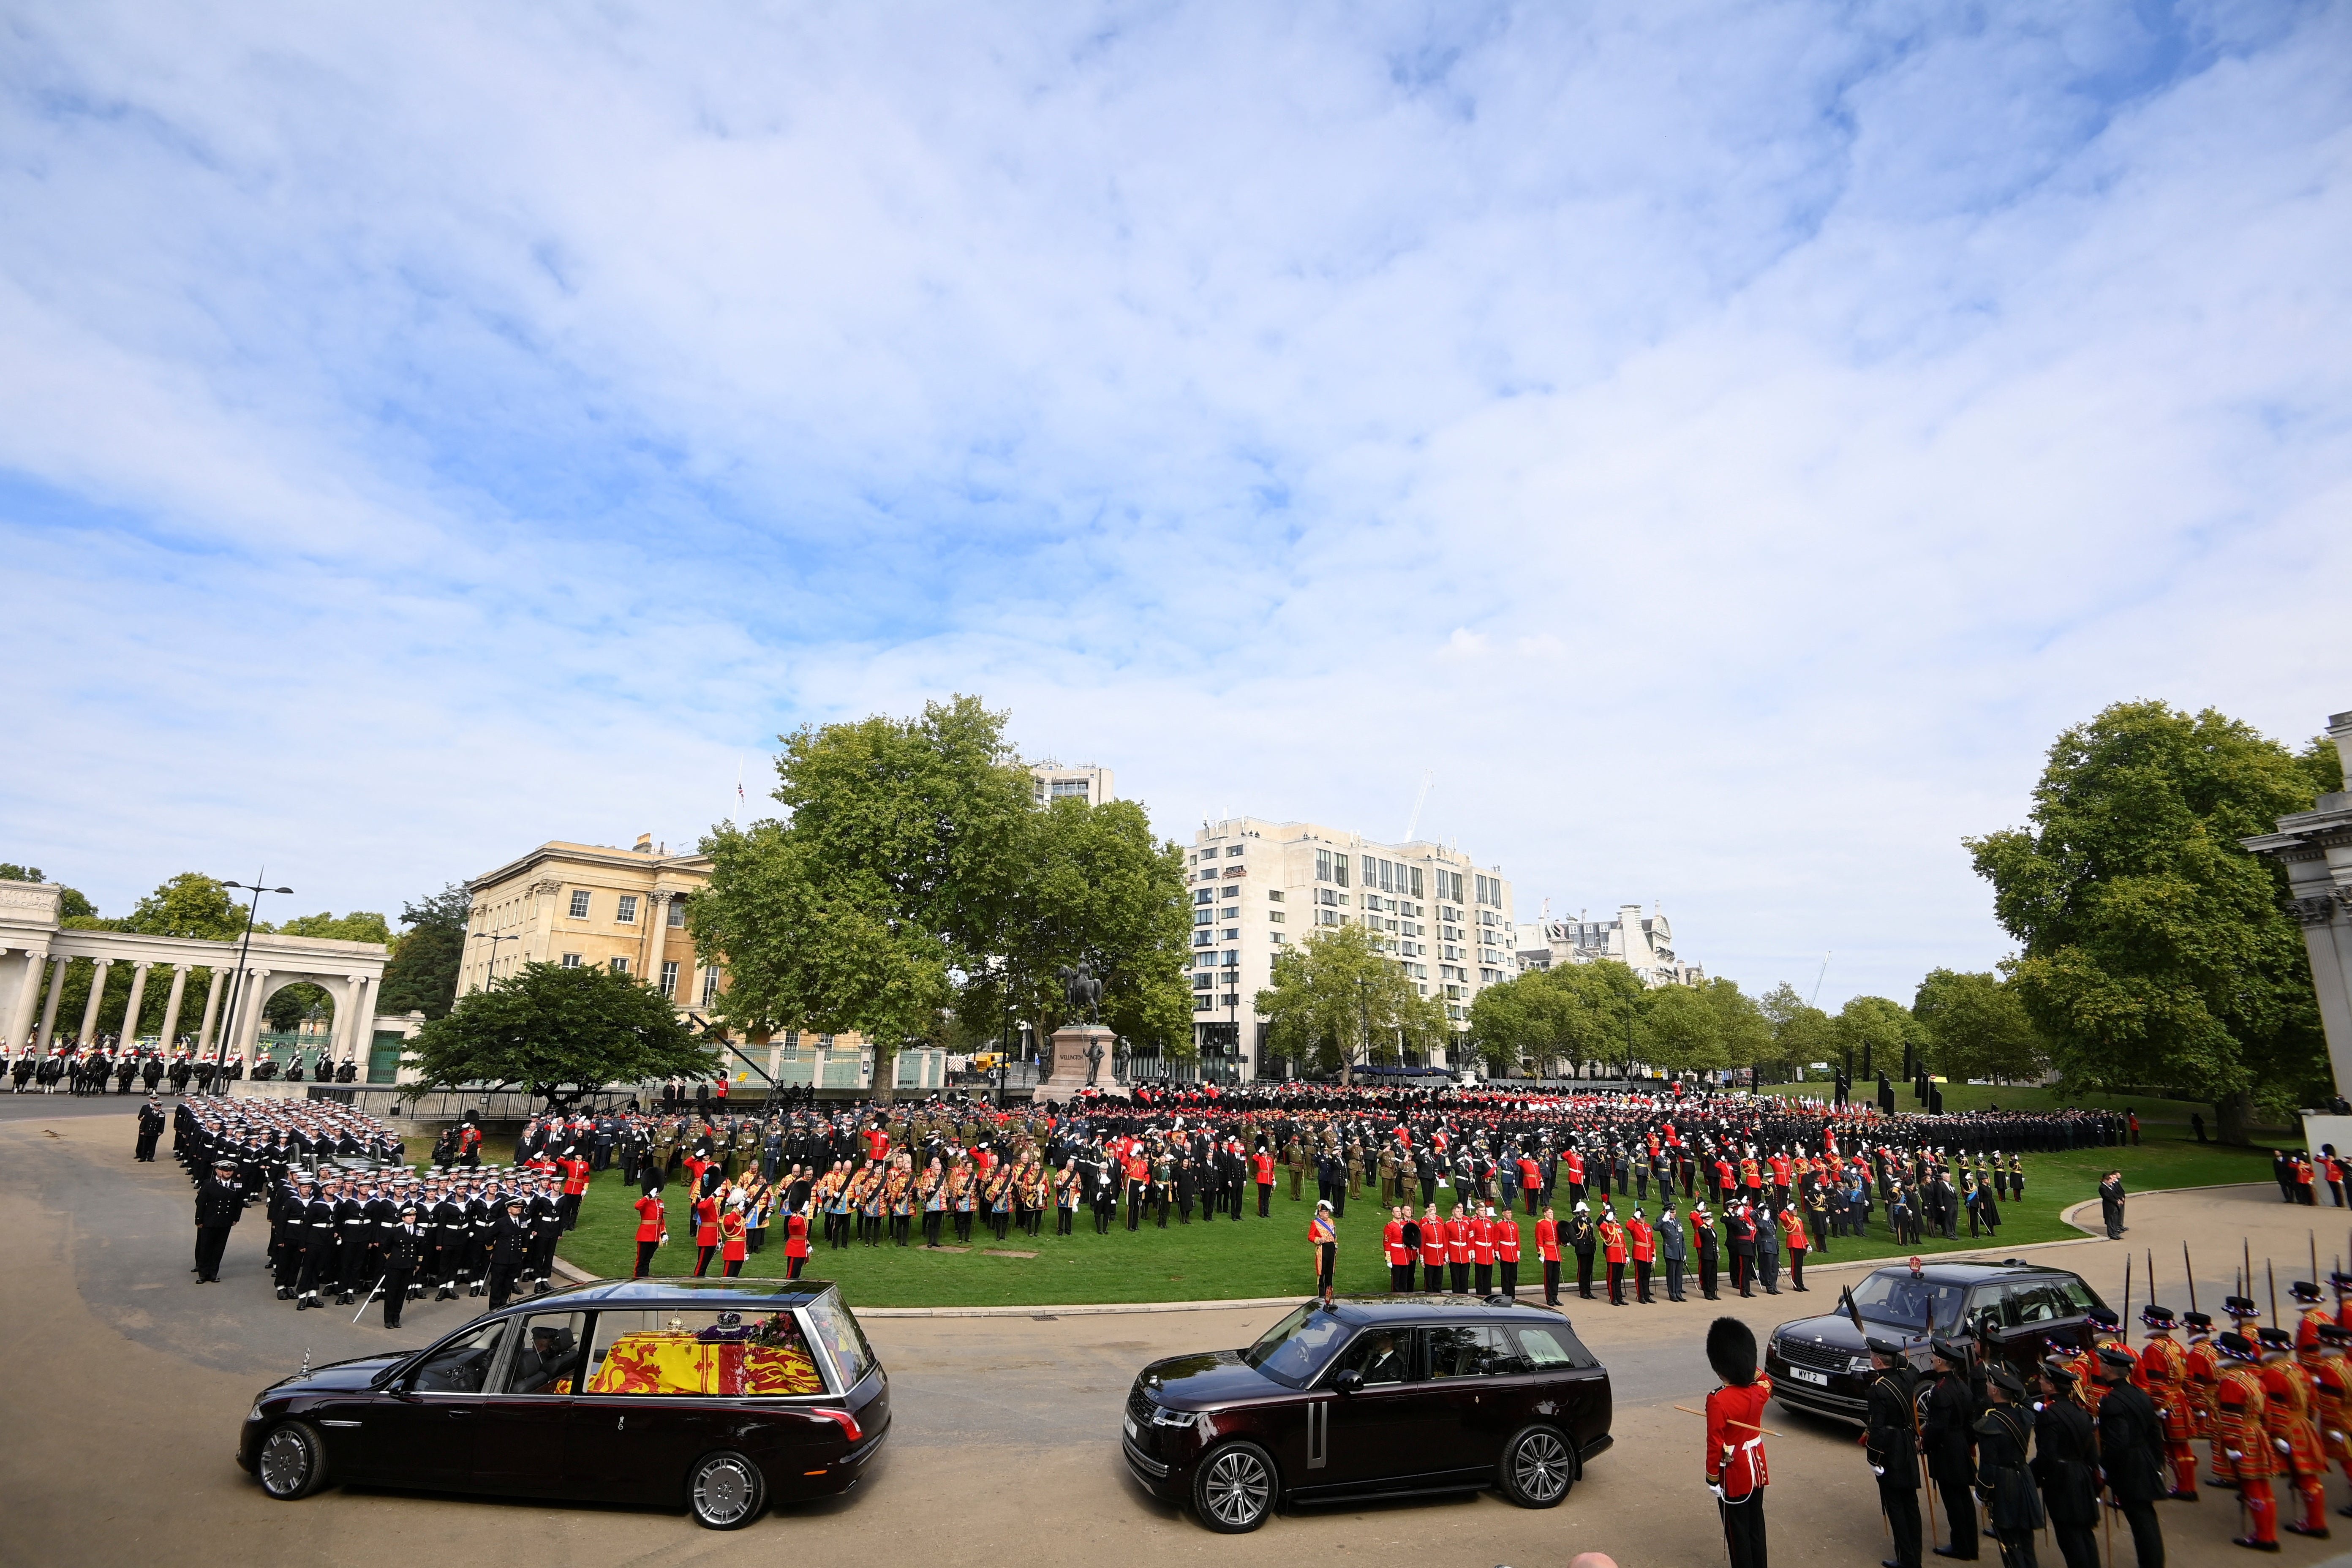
(2093, 1348, 2167, 1568)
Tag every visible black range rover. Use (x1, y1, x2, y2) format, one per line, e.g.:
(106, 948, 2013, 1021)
(237, 1278, 888, 1528)
(1123, 1296, 1614, 1533)
(1765, 1260, 2108, 1422)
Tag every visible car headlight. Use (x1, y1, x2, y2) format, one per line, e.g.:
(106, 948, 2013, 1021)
(1151, 1407, 1200, 1429)
(1848, 1356, 1875, 1373)
(246, 1402, 266, 1423)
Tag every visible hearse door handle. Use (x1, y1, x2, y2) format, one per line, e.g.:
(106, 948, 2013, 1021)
(447, 1408, 475, 1420)
(617, 1415, 626, 1431)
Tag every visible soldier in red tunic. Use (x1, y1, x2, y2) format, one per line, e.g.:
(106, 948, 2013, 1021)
(1705, 1316, 1772, 1568)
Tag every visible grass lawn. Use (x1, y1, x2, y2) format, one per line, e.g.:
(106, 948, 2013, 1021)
(1759, 1080, 2303, 1141)
(536, 1134, 2286, 1309)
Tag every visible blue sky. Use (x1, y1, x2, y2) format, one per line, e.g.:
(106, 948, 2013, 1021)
(3, 1, 2347, 1009)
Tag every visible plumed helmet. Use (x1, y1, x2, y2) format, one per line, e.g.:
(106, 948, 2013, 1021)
(1707, 1316, 1757, 1389)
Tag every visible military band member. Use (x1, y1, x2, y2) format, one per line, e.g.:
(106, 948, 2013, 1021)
(2031, 1359, 2099, 1568)
(1974, 1367, 2042, 1568)
(1536, 1206, 1562, 1305)
(1705, 1316, 1771, 1568)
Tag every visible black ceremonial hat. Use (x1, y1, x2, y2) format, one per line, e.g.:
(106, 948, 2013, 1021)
(1707, 1316, 1756, 1388)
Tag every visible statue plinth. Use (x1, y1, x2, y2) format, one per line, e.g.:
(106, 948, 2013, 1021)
(1030, 1024, 1122, 1102)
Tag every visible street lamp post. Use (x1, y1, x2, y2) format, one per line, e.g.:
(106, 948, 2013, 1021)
(214, 876, 293, 1093)
(473, 931, 519, 991)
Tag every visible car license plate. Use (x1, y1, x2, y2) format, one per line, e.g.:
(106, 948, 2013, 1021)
(1789, 1367, 1830, 1386)
(1124, 1415, 1138, 1442)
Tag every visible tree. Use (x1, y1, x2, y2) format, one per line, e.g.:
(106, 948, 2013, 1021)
(122, 873, 247, 940)
(377, 885, 470, 1021)
(1256, 924, 1448, 1082)
(1966, 700, 2332, 1142)
(961, 794, 1192, 1060)
(1757, 982, 1835, 1083)
(1700, 977, 1774, 1077)
(1636, 983, 1723, 1076)
(405, 960, 713, 1111)
(1554, 960, 1648, 1077)
(1832, 995, 1917, 1083)
(694, 696, 1037, 1099)
(1912, 969, 2047, 1083)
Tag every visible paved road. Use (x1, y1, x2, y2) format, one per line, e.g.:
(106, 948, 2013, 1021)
(6, 1110, 2349, 1568)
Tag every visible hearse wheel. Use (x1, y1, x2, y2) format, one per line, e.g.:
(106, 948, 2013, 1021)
(688, 1449, 768, 1529)
(257, 1420, 328, 1501)
(1498, 1423, 1575, 1507)
(1193, 1440, 1277, 1533)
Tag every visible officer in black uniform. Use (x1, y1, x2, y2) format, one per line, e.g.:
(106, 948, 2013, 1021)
(1866, 1337, 1924, 1568)
(191, 1154, 245, 1283)
(134, 1096, 165, 1161)
(1973, 1368, 2042, 1568)
(1924, 1337, 1979, 1560)
(378, 1205, 425, 1328)
(2030, 1359, 2099, 1568)
(487, 1195, 531, 1311)
(2090, 1347, 2167, 1568)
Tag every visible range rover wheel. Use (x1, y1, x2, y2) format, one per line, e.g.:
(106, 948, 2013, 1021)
(256, 1420, 327, 1501)
(1497, 1423, 1575, 1508)
(1193, 1440, 1276, 1533)
(688, 1450, 768, 1529)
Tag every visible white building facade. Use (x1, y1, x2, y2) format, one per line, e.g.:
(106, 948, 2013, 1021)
(1186, 817, 1514, 1079)
(1514, 903, 1704, 989)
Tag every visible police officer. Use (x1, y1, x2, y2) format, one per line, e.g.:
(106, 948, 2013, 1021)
(191, 1154, 245, 1283)
(1866, 1336, 1923, 1568)
(1924, 1336, 1980, 1560)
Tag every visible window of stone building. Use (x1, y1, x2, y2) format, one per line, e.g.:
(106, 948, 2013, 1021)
(617, 894, 638, 924)
(660, 961, 679, 997)
(560, 953, 582, 968)
(568, 890, 591, 919)
(667, 898, 686, 928)
(610, 956, 630, 975)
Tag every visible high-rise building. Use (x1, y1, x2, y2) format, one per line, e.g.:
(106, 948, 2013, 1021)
(1513, 903, 1704, 988)
(1186, 816, 1514, 1080)
(1030, 760, 1115, 806)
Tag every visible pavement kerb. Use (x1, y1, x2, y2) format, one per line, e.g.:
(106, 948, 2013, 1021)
(550, 1181, 2273, 1318)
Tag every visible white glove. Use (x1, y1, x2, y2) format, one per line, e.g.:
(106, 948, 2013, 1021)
(1708, 1483, 1726, 1501)
(2227, 1449, 2243, 1461)
(1871, 1466, 1885, 1477)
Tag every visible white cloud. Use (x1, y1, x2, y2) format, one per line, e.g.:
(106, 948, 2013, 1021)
(0, 0, 2346, 1008)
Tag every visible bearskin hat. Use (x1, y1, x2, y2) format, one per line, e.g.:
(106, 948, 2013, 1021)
(1707, 1316, 1756, 1388)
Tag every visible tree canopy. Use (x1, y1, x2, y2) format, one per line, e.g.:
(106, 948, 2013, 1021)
(1911, 969, 2045, 1083)
(1255, 923, 1448, 1081)
(694, 695, 1191, 1094)
(1832, 995, 1920, 1081)
(405, 959, 712, 1110)
(377, 884, 469, 1021)
(1965, 699, 2333, 1139)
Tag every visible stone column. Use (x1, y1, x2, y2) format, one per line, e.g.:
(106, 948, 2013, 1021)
(194, 968, 225, 1059)
(117, 962, 152, 1049)
(156, 965, 190, 1054)
(75, 958, 112, 1046)
(235, 968, 272, 1069)
(35, 956, 68, 1048)
(342, 974, 374, 1064)
(644, 892, 672, 999)
(5, 950, 45, 1049)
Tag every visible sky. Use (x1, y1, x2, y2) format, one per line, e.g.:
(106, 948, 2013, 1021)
(3, 1, 2348, 1010)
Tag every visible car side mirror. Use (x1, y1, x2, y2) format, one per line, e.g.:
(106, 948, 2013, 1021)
(1331, 1369, 1365, 1396)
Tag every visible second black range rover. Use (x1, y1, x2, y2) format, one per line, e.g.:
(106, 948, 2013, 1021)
(1766, 1260, 2109, 1422)
(1123, 1295, 1614, 1533)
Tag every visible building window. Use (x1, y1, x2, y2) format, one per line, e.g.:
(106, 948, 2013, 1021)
(701, 967, 721, 1006)
(1271, 932, 1288, 945)
(1410, 867, 1424, 898)
(659, 960, 680, 997)
(560, 953, 582, 968)
(1194, 973, 1214, 990)
(1221, 928, 1239, 942)
(1334, 854, 1349, 887)
(1195, 888, 1214, 904)
(1226, 844, 1244, 856)
(1316, 849, 1332, 882)
(1221, 885, 1239, 899)
(1195, 996, 1215, 1010)
(568, 890, 591, 919)
(1267, 889, 1283, 902)
(1268, 911, 1284, 924)
(1194, 931, 1213, 947)
(667, 898, 686, 927)
(610, 957, 630, 975)
(1194, 908, 1214, 926)
(616, 894, 639, 924)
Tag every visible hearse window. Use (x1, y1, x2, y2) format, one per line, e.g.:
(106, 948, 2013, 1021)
(493, 1312, 589, 1396)
(582, 1308, 827, 1396)
(2002, 1282, 2073, 1328)
(1513, 1323, 1598, 1371)
(408, 1320, 509, 1394)
(1424, 1326, 1511, 1379)
(804, 1288, 876, 1390)
(1851, 1270, 1966, 1334)
(2053, 1277, 2102, 1314)
(1333, 1329, 1415, 1386)
(1242, 1304, 1352, 1389)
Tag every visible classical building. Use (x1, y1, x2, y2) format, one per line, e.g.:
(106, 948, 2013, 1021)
(1187, 816, 1514, 1079)
(2243, 708, 2352, 1151)
(1514, 904, 1706, 989)
(0, 879, 393, 1072)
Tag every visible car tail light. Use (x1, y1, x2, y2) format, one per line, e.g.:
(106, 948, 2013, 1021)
(812, 1407, 862, 1442)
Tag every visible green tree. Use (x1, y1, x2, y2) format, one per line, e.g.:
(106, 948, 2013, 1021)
(122, 873, 247, 939)
(1636, 983, 1723, 1075)
(378, 885, 470, 1021)
(694, 696, 1037, 1098)
(1700, 977, 1774, 1077)
(1965, 700, 2330, 1142)
(961, 794, 1192, 1060)
(1912, 969, 2047, 1083)
(1756, 981, 1835, 1083)
(1832, 995, 1918, 1082)
(1256, 923, 1448, 1082)
(406, 959, 713, 1111)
